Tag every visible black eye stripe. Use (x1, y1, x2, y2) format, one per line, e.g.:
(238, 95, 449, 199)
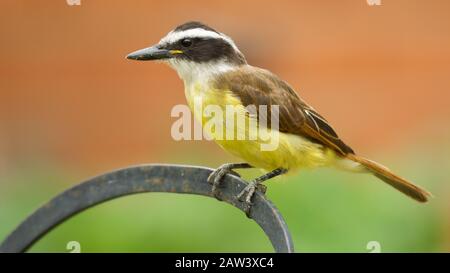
(181, 38, 192, 47)
(164, 37, 246, 65)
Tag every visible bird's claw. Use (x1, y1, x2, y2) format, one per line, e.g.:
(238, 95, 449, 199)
(237, 181, 266, 217)
(207, 165, 241, 199)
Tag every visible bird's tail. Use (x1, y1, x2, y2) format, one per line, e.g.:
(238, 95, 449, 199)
(345, 154, 432, 202)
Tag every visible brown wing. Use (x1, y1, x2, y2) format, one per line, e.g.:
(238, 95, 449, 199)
(214, 66, 354, 155)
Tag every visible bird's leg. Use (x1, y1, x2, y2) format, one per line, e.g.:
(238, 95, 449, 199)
(208, 163, 253, 198)
(237, 168, 288, 216)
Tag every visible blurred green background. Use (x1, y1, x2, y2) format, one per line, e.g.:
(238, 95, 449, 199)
(1, 0, 449, 252)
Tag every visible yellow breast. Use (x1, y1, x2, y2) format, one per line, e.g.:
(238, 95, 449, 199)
(184, 82, 336, 171)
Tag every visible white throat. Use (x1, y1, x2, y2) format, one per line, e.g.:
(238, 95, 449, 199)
(167, 59, 238, 86)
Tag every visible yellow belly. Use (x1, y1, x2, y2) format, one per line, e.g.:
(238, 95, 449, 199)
(185, 83, 337, 171)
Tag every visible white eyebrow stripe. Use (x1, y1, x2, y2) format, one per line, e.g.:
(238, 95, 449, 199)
(159, 28, 240, 52)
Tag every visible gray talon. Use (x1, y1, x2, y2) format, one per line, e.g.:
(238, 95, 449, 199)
(256, 184, 267, 194)
(207, 165, 241, 198)
(243, 203, 252, 217)
(237, 181, 263, 216)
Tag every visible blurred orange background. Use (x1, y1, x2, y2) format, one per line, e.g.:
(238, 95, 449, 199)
(0, 0, 449, 252)
(1, 0, 450, 171)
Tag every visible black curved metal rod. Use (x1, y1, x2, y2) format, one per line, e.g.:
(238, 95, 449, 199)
(0, 164, 294, 253)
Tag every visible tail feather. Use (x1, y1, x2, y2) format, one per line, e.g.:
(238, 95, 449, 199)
(346, 154, 431, 202)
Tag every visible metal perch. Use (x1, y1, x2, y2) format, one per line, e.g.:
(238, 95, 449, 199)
(0, 164, 294, 253)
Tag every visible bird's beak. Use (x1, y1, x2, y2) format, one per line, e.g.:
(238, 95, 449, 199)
(126, 46, 173, 61)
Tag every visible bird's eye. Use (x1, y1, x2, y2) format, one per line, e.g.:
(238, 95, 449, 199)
(181, 38, 193, 47)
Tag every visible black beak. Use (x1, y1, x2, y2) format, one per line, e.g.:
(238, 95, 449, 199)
(126, 46, 172, 61)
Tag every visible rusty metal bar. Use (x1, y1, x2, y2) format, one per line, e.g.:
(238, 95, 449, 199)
(0, 164, 294, 253)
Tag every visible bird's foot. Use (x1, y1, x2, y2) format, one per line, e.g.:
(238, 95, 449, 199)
(207, 164, 241, 199)
(237, 181, 267, 217)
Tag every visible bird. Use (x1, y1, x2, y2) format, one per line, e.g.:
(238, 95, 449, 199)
(127, 21, 431, 216)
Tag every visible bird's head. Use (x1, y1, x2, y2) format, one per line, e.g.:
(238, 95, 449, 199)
(127, 21, 246, 81)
